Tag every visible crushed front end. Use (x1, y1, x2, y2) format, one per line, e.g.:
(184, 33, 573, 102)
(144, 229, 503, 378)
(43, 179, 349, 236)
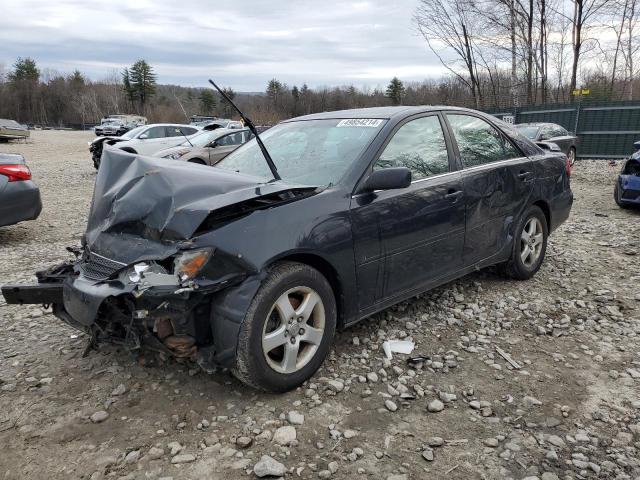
(2, 245, 248, 364)
(2, 149, 312, 369)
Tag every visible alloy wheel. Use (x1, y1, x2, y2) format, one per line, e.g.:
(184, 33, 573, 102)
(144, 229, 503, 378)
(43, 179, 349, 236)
(520, 217, 544, 268)
(261, 286, 326, 374)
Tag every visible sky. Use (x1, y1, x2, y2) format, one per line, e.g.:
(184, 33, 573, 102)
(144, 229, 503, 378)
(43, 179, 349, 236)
(0, 0, 450, 92)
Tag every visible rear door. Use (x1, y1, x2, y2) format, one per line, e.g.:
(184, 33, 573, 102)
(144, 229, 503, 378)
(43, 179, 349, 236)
(547, 125, 573, 154)
(445, 113, 533, 266)
(350, 113, 465, 307)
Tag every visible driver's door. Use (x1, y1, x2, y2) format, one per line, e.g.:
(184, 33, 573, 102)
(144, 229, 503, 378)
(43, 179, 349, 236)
(350, 114, 465, 310)
(136, 126, 171, 155)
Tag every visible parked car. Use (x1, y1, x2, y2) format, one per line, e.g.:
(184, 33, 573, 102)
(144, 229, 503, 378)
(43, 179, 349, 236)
(0, 119, 30, 141)
(2, 106, 573, 392)
(95, 115, 147, 136)
(515, 122, 579, 165)
(0, 153, 42, 227)
(89, 124, 200, 169)
(153, 128, 253, 165)
(614, 140, 640, 208)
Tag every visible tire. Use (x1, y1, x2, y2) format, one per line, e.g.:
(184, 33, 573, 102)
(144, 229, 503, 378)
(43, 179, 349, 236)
(233, 262, 337, 392)
(614, 183, 629, 208)
(92, 153, 100, 170)
(567, 147, 576, 166)
(503, 205, 548, 280)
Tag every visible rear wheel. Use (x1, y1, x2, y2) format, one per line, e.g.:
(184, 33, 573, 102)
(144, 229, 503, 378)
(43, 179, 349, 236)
(503, 205, 548, 280)
(233, 262, 336, 392)
(567, 147, 576, 166)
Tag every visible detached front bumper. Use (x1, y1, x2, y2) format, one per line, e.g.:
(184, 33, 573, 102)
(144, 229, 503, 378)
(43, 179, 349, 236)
(1, 254, 248, 366)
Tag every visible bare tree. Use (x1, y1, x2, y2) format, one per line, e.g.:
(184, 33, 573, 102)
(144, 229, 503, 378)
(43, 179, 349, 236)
(414, 0, 484, 108)
(567, 0, 611, 94)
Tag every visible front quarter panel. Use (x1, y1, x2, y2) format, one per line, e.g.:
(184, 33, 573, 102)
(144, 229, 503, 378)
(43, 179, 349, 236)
(190, 188, 356, 364)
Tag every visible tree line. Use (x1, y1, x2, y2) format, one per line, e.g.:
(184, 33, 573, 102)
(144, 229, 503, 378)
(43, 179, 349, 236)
(1, 0, 639, 132)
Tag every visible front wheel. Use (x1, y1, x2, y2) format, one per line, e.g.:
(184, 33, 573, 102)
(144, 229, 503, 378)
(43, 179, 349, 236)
(614, 183, 629, 208)
(567, 147, 576, 166)
(233, 262, 337, 392)
(503, 205, 548, 280)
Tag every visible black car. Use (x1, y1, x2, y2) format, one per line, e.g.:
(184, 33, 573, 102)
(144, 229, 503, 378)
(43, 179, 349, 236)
(515, 122, 579, 165)
(2, 106, 573, 392)
(0, 153, 42, 228)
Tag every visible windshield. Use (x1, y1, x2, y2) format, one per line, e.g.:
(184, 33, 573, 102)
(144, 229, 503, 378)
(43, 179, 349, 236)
(180, 129, 230, 147)
(121, 125, 148, 139)
(216, 119, 386, 186)
(515, 125, 540, 140)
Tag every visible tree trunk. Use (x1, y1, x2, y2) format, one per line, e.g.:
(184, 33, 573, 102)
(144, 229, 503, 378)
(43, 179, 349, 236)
(570, 0, 584, 95)
(511, 0, 518, 108)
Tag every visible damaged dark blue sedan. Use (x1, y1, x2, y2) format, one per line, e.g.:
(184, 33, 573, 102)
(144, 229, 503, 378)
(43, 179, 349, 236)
(2, 106, 573, 392)
(615, 141, 640, 208)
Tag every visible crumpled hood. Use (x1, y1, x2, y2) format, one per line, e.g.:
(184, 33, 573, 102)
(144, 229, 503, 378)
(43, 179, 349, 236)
(85, 148, 308, 264)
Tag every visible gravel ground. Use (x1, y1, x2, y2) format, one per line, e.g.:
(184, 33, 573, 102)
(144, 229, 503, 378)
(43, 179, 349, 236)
(0, 130, 639, 480)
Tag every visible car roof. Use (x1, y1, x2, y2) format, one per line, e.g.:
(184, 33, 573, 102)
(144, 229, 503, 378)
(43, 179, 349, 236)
(515, 122, 561, 128)
(284, 105, 481, 122)
(144, 123, 195, 127)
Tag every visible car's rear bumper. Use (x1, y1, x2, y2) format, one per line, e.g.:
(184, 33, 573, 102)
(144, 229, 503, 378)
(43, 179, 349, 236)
(0, 180, 42, 227)
(550, 189, 573, 232)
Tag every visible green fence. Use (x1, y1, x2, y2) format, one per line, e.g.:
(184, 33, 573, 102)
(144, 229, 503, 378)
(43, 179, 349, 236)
(488, 100, 640, 159)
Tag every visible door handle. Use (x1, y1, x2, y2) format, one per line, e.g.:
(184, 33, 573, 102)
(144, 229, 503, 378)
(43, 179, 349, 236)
(444, 189, 463, 201)
(518, 171, 532, 180)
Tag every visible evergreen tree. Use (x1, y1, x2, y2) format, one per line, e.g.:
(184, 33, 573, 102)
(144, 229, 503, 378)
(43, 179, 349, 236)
(385, 77, 406, 105)
(121, 68, 136, 110)
(267, 78, 284, 107)
(199, 89, 217, 115)
(219, 87, 236, 117)
(128, 60, 157, 111)
(122, 60, 156, 113)
(8, 57, 40, 122)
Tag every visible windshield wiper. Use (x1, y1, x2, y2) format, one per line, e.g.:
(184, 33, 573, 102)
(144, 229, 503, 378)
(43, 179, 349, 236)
(177, 127, 194, 147)
(208, 79, 281, 181)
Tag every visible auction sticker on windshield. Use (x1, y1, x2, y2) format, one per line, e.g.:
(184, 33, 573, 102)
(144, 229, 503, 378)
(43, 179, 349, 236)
(337, 119, 384, 128)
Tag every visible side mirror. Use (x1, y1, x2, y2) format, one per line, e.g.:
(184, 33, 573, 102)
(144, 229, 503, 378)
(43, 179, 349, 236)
(139, 133, 148, 140)
(361, 167, 411, 192)
(536, 141, 561, 152)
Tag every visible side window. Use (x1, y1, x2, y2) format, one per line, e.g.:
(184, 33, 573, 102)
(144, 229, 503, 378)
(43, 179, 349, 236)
(217, 132, 244, 146)
(446, 114, 521, 167)
(553, 126, 568, 137)
(167, 126, 196, 137)
(142, 126, 165, 139)
(374, 116, 449, 181)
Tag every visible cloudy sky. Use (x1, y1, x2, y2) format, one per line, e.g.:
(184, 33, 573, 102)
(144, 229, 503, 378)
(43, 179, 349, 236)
(0, 0, 449, 91)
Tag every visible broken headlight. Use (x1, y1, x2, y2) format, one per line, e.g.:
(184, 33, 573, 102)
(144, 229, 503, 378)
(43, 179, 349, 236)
(173, 248, 213, 282)
(164, 149, 190, 160)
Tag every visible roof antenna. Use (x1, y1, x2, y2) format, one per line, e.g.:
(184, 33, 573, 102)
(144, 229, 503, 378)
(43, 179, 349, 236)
(208, 79, 281, 181)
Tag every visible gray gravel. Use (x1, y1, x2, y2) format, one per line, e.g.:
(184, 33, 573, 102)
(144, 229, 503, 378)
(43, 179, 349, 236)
(0, 131, 639, 479)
